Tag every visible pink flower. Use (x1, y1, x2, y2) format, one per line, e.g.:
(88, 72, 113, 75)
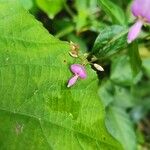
(127, 0, 150, 43)
(67, 64, 87, 87)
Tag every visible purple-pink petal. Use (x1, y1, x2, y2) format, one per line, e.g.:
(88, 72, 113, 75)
(127, 20, 143, 43)
(67, 75, 78, 87)
(132, 0, 150, 22)
(70, 64, 87, 79)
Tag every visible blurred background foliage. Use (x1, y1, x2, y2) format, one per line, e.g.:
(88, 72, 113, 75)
(20, 0, 150, 149)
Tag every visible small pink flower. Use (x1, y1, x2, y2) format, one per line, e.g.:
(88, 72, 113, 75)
(127, 0, 150, 43)
(67, 64, 87, 87)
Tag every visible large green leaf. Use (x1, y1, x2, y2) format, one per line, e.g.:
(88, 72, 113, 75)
(105, 106, 137, 150)
(92, 25, 127, 59)
(97, 0, 126, 25)
(0, 0, 122, 149)
(20, 0, 33, 10)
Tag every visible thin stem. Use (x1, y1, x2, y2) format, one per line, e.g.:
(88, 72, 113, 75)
(64, 2, 75, 18)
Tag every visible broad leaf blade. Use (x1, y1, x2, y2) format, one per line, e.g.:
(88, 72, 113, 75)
(0, 0, 122, 149)
(20, 0, 33, 10)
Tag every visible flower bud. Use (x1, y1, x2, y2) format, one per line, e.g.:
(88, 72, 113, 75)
(93, 63, 104, 71)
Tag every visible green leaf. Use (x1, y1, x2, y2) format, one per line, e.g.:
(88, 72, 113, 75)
(128, 42, 142, 77)
(92, 25, 127, 59)
(99, 80, 134, 108)
(110, 55, 142, 86)
(20, 0, 33, 10)
(106, 106, 137, 150)
(110, 56, 133, 86)
(113, 86, 134, 108)
(74, 0, 98, 32)
(0, 0, 122, 149)
(36, 0, 65, 19)
(132, 80, 150, 100)
(142, 58, 150, 78)
(74, 0, 88, 32)
(97, 0, 127, 25)
(99, 80, 115, 107)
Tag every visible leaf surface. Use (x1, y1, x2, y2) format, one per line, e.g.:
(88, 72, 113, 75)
(128, 42, 142, 77)
(97, 0, 126, 25)
(0, 0, 122, 149)
(92, 25, 127, 59)
(106, 106, 137, 150)
(36, 0, 64, 19)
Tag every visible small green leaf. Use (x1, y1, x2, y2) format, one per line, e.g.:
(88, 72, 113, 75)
(97, 0, 127, 25)
(92, 25, 127, 59)
(110, 56, 133, 86)
(110, 55, 142, 86)
(142, 58, 150, 78)
(106, 106, 137, 150)
(128, 42, 142, 77)
(99, 80, 115, 107)
(132, 81, 150, 100)
(0, 0, 123, 149)
(36, 0, 65, 19)
(99, 80, 134, 108)
(114, 86, 134, 108)
(74, 0, 98, 32)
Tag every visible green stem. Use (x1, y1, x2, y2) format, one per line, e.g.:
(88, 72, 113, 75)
(64, 2, 75, 18)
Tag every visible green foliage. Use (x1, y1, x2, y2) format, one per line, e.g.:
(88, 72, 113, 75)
(105, 106, 137, 150)
(36, 0, 65, 18)
(143, 58, 150, 77)
(74, 0, 89, 31)
(0, 0, 123, 149)
(20, 0, 33, 10)
(97, 0, 127, 25)
(110, 56, 133, 86)
(99, 80, 134, 108)
(74, 0, 98, 32)
(128, 42, 142, 77)
(0, 0, 150, 149)
(92, 25, 128, 58)
(99, 80, 115, 107)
